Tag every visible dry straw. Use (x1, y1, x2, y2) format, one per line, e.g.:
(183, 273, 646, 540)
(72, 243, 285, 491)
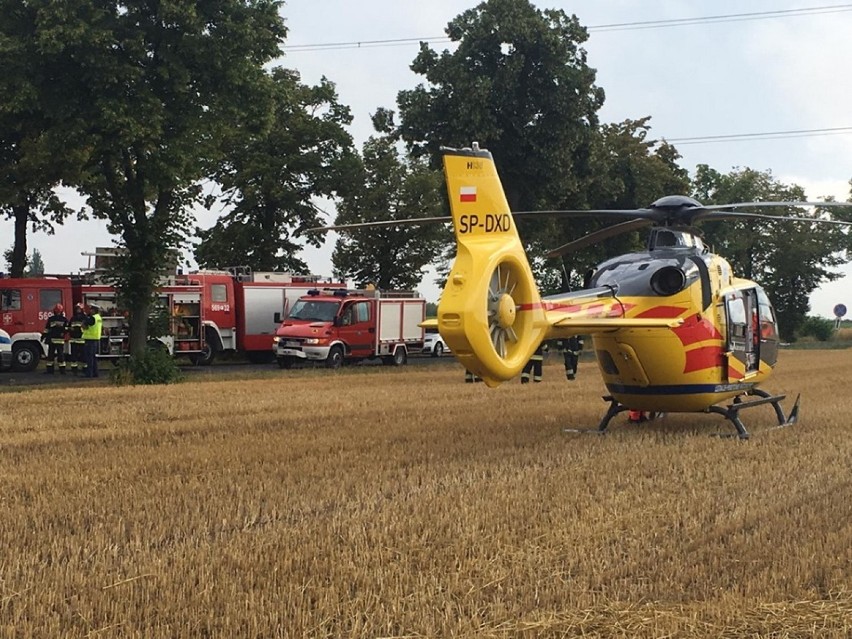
(1, 350, 850, 637)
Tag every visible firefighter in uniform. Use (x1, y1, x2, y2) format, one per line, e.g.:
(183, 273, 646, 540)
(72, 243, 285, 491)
(41, 304, 68, 374)
(520, 343, 545, 383)
(560, 335, 584, 381)
(67, 302, 87, 375)
(82, 304, 103, 378)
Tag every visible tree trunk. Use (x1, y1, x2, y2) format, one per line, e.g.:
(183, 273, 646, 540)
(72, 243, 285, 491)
(10, 204, 29, 277)
(128, 298, 151, 358)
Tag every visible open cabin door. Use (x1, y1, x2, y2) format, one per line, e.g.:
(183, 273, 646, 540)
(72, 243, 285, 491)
(724, 288, 760, 381)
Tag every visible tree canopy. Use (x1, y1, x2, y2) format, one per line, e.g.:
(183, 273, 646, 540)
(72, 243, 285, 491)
(332, 136, 446, 290)
(195, 68, 359, 273)
(0, 0, 85, 276)
(693, 165, 852, 340)
(27, 0, 287, 354)
(394, 0, 604, 214)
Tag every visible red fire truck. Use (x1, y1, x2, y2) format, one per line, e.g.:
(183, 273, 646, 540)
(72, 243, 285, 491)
(273, 288, 426, 369)
(0, 270, 345, 371)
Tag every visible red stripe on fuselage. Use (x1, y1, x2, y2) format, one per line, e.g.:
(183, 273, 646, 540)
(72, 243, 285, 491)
(683, 345, 724, 373)
(635, 306, 685, 319)
(673, 315, 723, 346)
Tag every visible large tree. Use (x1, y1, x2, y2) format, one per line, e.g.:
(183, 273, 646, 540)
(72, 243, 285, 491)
(332, 136, 446, 290)
(195, 68, 358, 273)
(693, 166, 852, 340)
(0, 1, 84, 277)
(394, 0, 604, 216)
(30, 0, 287, 355)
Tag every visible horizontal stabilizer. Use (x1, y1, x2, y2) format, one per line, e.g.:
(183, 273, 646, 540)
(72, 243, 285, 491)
(549, 317, 683, 333)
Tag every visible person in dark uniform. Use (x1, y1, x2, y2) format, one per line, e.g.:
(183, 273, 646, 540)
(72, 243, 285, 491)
(520, 343, 544, 383)
(41, 304, 68, 374)
(464, 369, 482, 383)
(67, 302, 87, 375)
(561, 335, 584, 381)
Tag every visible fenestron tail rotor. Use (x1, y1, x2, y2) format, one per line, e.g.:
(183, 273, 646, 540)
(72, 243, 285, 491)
(487, 261, 521, 358)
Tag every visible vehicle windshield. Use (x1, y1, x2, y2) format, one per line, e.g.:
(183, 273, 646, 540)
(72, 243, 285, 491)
(288, 299, 340, 322)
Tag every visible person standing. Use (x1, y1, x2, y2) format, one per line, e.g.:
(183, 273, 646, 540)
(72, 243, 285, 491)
(81, 304, 103, 378)
(561, 335, 584, 381)
(41, 304, 68, 374)
(520, 343, 544, 384)
(464, 369, 482, 383)
(67, 302, 88, 375)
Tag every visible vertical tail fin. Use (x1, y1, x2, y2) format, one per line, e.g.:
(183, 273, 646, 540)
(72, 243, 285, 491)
(438, 145, 547, 385)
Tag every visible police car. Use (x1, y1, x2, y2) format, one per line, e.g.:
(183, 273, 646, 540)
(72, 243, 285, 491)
(0, 328, 12, 371)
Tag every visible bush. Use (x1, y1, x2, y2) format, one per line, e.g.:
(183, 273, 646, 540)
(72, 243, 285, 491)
(111, 348, 183, 385)
(798, 316, 834, 342)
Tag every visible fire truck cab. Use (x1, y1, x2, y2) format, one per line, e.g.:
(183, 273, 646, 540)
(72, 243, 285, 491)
(1, 278, 74, 371)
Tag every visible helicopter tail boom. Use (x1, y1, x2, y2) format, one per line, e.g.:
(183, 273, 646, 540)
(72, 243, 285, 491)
(437, 146, 548, 385)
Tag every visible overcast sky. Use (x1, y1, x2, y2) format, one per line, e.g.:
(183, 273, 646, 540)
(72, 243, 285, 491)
(3, 0, 851, 317)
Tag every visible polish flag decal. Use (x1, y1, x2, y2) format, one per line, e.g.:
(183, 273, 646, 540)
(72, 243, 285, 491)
(459, 186, 477, 203)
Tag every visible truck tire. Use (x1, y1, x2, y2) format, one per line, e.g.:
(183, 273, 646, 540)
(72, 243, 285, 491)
(12, 342, 40, 372)
(432, 342, 443, 357)
(325, 345, 344, 369)
(383, 347, 407, 366)
(190, 327, 221, 366)
(190, 342, 215, 366)
(277, 356, 295, 369)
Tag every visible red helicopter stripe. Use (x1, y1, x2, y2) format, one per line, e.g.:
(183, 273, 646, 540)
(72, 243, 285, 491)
(683, 345, 725, 373)
(727, 365, 744, 380)
(635, 306, 686, 319)
(673, 315, 723, 346)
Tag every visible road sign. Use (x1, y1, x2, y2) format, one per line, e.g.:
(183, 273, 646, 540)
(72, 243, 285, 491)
(834, 303, 847, 318)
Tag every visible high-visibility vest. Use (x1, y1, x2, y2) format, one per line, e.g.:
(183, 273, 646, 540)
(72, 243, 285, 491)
(82, 313, 103, 340)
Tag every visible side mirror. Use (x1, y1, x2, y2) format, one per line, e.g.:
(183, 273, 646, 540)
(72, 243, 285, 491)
(333, 316, 341, 327)
(273, 312, 281, 323)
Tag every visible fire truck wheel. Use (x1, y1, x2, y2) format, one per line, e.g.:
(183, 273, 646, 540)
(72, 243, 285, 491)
(325, 345, 344, 369)
(12, 343, 40, 372)
(277, 356, 294, 369)
(393, 348, 407, 366)
(190, 343, 215, 366)
(383, 347, 407, 366)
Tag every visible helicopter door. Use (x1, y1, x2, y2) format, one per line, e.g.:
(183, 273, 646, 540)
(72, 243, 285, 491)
(725, 289, 760, 380)
(756, 287, 779, 367)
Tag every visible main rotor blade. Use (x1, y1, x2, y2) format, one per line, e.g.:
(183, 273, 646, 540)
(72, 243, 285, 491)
(305, 209, 565, 232)
(695, 210, 852, 225)
(546, 219, 653, 258)
(701, 200, 852, 212)
(306, 216, 452, 232)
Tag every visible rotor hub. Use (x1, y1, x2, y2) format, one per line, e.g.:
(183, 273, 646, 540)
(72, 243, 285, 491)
(496, 293, 516, 329)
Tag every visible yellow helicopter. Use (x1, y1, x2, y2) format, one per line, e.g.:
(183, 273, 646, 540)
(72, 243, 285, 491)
(322, 144, 851, 438)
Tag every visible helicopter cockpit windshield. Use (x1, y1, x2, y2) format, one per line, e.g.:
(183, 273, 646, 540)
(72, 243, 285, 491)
(648, 229, 705, 252)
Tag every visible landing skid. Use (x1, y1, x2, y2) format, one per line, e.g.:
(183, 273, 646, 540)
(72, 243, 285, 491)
(563, 390, 800, 440)
(707, 388, 800, 440)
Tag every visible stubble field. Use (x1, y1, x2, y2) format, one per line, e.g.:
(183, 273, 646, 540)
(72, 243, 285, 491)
(1, 350, 851, 638)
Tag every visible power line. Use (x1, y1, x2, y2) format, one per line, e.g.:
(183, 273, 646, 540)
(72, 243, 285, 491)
(283, 4, 852, 52)
(664, 126, 852, 145)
